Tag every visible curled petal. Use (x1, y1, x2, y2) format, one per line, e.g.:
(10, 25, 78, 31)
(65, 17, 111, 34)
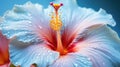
(9, 43, 59, 67)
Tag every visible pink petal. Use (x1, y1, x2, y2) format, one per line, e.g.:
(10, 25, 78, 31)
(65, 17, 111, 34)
(0, 32, 9, 65)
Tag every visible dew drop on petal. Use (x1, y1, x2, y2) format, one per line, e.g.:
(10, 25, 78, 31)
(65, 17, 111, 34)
(74, 63, 78, 67)
(50, 52, 53, 55)
(47, 50, 50, 53)
(5, 26, 9, 29)
(15, 62, 19, 65)
(28, 21, 32, 24)
(103, 62, 105, 65)
(88, 57, 91, 61)
(38, 25, 42, 29)
(38, 53, 41, 56)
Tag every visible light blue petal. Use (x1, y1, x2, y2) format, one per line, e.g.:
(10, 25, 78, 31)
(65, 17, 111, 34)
(85, 25, 120, 51)
(77, 26, 120, 67)
(79, 45, 120, 67)
(54, 0, 116, 28)
(0, 2, 50, 44)
(9, 43, 59, 67)
(51, 0, 116, 46)
(49, 53, 92, 67)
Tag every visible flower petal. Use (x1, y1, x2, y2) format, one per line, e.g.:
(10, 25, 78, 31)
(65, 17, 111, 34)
(62, 4, 116, 32)
(0, 32, 9, 65)
(49, 53, 92, 67)
(57, 0, 116, 47)
(0, 2, 55, 45)
(9, 43, 59, 67)
(73, 25, 120, 67)
(0, 1, 59, 67)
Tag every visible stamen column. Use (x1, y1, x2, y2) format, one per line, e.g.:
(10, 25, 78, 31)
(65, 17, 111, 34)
(50, 3, 65, 54)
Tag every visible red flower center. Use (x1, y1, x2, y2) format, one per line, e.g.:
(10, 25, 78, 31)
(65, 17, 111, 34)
(45, 3, 84, 55)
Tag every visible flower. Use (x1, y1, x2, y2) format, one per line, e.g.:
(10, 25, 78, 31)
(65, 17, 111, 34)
(0, 32, 10, 67)
(0, 0, 120, 67)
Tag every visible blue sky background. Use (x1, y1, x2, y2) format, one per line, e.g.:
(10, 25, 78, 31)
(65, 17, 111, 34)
(0, 0, 120, 36)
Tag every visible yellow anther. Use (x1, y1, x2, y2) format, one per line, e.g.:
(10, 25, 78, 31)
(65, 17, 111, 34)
(50, 2, 63, 31)
(50, 16, 62, 31)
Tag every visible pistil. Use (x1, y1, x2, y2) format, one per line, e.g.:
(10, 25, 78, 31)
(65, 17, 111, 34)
(50, 2, 67, 55)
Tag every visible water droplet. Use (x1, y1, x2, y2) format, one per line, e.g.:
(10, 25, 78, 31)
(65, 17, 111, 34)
(88, 57, 91, 60)
(103, 62, 105, 65)
(28, 21, 32, 23)
(50, 52, 53, 55)
(5, 26, 9, 29)
(47, 50, 50, 53)
(38, 25, 42, 29)
(15, 62, 19, 65)
(38, 53, 41, 56)
(74, 63, 78, 67)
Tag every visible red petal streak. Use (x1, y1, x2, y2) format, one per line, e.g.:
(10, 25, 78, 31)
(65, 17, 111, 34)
(41, 28, 57, 50)
(62, 28, 76, 48)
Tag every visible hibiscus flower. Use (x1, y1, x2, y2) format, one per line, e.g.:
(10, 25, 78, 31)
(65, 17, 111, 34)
(0, 0, 120, 67)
